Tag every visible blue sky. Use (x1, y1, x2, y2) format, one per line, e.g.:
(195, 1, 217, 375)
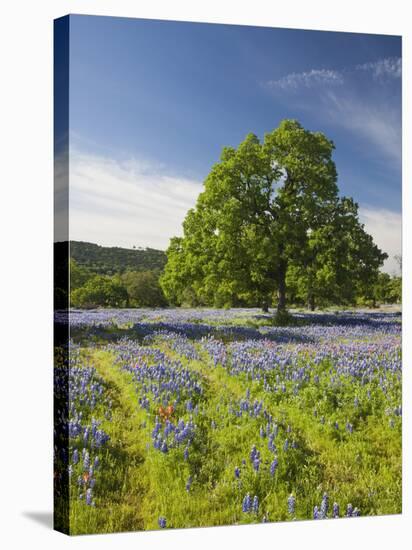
(66, 15, 402, 273)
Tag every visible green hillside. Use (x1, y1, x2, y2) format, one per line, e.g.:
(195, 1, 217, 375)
(70, 241, 167, 275)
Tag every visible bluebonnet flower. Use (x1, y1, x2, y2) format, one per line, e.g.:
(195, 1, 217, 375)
(346, 421, 353, 434)
(270, 458, 278, 476)
(83, 450, 90, 470)
(72, 449, 79, 465)
(83, 427, 90, 443)
(268, 434, 276, 452)
(252, 495, 259, 513)
(332, 502, 340, 518)
(353, 507, 360, 517)
(164, 420, 174, 437)
(152, 418, 161, 438)
(86, 488, 93, 506)
(313, 505, 319, 519)
(288, 494, 296, 515)
(185, 476, 193, 492)
(250, 445, 258, 462)
(93, 429, 109, 448)
(160, 440, 168, 453)
(320, 492, 329, 518)
(346, 503, 353, 517)
(242, 493, 251, 513)
(158, 516, 167, 528)
(253, 457, 260, 472)
(184, 447, 189, 461)
(234, 467, 240, 479)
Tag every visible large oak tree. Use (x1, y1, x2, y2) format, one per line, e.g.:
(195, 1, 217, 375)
(161, 120, 386, 312)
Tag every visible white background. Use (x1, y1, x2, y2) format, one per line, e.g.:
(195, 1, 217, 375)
(0, 1, 410, 548)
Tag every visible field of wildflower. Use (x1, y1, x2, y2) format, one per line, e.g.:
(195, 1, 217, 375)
(54, 308, 402, 535)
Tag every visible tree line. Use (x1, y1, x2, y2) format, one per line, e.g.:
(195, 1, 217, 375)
(69, 257, 401, 310)
(70, 260, 167, 308)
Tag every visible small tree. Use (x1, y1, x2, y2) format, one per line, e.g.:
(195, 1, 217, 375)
(121, 270, 167, 307)
(71, 275, 128, 308)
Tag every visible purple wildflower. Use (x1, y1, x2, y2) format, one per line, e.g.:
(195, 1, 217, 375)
(270, 458, 278, 476)
(288, 494, 295, 515)
(242, 493, 251, 513)
(158, 516, 166, 528)
(252, 495, 259, 513)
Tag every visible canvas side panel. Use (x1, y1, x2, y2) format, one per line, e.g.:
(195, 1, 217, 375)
(53, 14, 70, 536)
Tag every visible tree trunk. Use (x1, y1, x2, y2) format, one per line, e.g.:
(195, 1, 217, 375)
(277, 260, 287, 313)
(308, 293, 315, 311)
(262, 302, 269, 313)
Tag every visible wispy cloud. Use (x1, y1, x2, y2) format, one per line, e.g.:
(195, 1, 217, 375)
(323, 90, 402, 165)
(267, 69, 344, 91)
(69, 151, 201, 250)
(265, 57, 401, 92)
(356, 57, 401, 80)
(359, 207, 402, 275)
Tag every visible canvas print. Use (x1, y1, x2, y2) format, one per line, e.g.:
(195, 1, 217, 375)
(54, 15, 402, 535)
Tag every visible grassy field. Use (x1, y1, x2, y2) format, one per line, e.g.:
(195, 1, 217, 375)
(54, 308, 402, 534)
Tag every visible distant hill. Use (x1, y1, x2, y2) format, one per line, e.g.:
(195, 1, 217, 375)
(70, 241, 167, 275)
